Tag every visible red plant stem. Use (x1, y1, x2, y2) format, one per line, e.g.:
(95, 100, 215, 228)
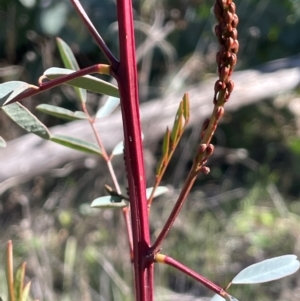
(150, 169, 198, 254)
(69, 0, 119, 70)
(7, 64, 106, 105)
(113, 1, 153, 301)
(155, 254, 227, 297)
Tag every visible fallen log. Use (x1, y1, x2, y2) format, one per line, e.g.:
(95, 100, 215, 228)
(1, 55, 300, 190)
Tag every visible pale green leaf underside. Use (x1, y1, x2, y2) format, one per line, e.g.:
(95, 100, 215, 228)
(56, 37, 87, 103)
(210, 295, 225, 301)
(37, 104, 87, 121)
(0, 136, 6, 148)
(0, 81, 38, 106)
(44, 67, 119, 98)
(112, 140, 124, 156)
(1, 102, 51, 139)
(232, 255, 300, 284)
(91, 196, 128, 209)
(146, 186, 169, 199)
(96, 96, 120, 118)
(51, 134, 102, 156)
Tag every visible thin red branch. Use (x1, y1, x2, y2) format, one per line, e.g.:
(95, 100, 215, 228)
(155, 254, 227, 297)
(7, 64, 105, 105)
(150, 169, 198, 254)
(69, 0, 119, 70)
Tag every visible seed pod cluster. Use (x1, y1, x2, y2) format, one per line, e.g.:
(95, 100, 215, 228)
(213, 0, 239, 106)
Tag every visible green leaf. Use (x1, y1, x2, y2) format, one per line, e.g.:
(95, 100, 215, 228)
(96, 96, 120, 118)
(146, 186, 169, 199)
(21, 282, 31, 301)
(171, 102, 184, 144)
(56, 37, 87, 103)
(182, 93, 190, 122)
(111, 141, 124, 156)
(162, 128, 170, 157)
(91, 196, 128, 209)
(0, 136, 6, 148)
(1, 102, 51, 139)
(232, 255, 300, 284)
(44, 67, 119, 98)
(36, 104, 87, 121)
(0, 81, 38, 106)
(14, 263, 26, 301)
(51, 134, 102, 156)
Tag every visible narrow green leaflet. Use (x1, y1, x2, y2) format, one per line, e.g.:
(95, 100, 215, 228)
(14, 263, 26, 301)
(162, 128, 170, 157)
(0, 81, 38, 106)
(56, 38, 80, 70)
(96, 96, 120, 118)
(182, 93, 190, 121)
(56, 37, 87, 103)
(146, 186, 169, 199)
(0, 136, 6, 148)
(91, 196, 128, 209)
(51, 134, 102, 156)
(111, 140, 124, 156)
(1, 102, 51, 140)
(232, 255, 300, 284)
(36, 104, 87, 121)
(171, 102, 184, 143)
(44, 67, 119, 98)
(21, 281, 31, 301)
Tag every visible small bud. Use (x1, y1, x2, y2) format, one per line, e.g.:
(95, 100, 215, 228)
(231, 14, 239, 28)
(228, 53, 237, 66)
(226, 80, 234, 93)
(224, 12, 234, 24)
(198, 144, 207, 154)
(206, 144, 215, 156)
(229, 28, 238, 40)
(214, 80, 226, 93)
(200, 166, 210, 175)
(226, 37, 235, 50)
(232, 40, 239, 53)
(228, 2, 236, 13)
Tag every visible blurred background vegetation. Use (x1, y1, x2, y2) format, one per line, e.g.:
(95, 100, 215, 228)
(1, 0, 300, 300)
